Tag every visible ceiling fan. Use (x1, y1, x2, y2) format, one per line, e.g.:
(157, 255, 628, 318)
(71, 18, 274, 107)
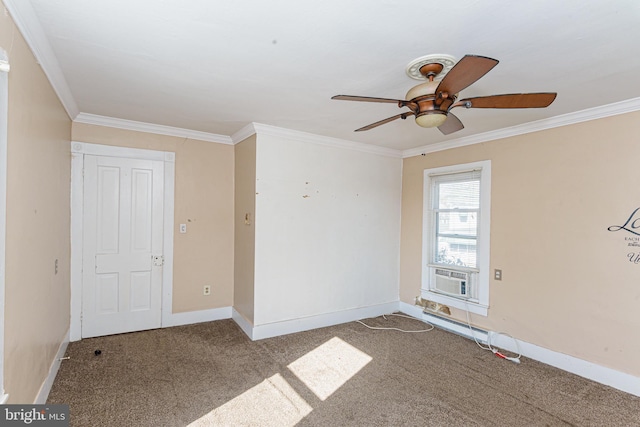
(332, 54, 557, 135)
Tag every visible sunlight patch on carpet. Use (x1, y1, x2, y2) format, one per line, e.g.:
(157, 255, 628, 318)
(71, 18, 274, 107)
(188, 374, 312, 427)
(287, 336, 372, 401)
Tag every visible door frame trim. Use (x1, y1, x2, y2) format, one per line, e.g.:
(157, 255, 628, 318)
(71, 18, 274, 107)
(0, 48, 9, 403)
(70, 141, 175, 341)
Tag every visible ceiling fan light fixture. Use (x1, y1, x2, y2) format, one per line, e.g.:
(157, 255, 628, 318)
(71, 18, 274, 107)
(415, 111, 447, 128)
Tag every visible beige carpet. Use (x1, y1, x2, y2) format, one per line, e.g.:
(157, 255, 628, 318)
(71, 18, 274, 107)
(47, 314, 640, 426)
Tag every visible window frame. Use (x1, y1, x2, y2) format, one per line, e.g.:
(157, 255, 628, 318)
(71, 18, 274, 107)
(422, 160, 491, 316)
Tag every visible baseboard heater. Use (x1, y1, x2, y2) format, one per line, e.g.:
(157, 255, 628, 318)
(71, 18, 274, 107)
(422, 311, 489, 344)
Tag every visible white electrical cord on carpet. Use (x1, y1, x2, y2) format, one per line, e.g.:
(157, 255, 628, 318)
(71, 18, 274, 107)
(464, 302, 522, 364)
(487, 331, 522, 364)
(356, 313, 434, 333)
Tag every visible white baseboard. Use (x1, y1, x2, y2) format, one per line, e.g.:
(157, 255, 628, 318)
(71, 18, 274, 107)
(486, 331, 640, 398)
(245, 301, 400, 341)
(35, 329, 70, 404)
(398, 301, 640, 397)
(163, 306, 232, 328)
(232, 308, 255, 340)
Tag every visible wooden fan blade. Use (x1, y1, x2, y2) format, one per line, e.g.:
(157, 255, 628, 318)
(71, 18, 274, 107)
(436, 55, 499, 97)
(355, 111, 415, 132)
(438, 112, 464, 135)
(332, 94, 404, 104)
(457, 93, 557, 109)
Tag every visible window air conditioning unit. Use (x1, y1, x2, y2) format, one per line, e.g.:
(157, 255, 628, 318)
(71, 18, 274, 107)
(433, 268, 470, 298)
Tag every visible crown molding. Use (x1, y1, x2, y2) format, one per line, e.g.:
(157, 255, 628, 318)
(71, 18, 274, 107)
(402, 97, 640, 158)
(74, 113, 233, 144)
(233, 123, 402, 158)
(3, 0, 79, 119)
(230, 123, 258, 144)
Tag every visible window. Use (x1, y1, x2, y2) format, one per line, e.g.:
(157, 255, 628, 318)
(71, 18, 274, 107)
(432, 170, 479, 268)
(422, 161, 491, 316)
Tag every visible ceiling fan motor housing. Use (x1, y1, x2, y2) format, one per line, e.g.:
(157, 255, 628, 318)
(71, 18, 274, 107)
(405, 80, 455, 128)
(405, 80, 438, 101)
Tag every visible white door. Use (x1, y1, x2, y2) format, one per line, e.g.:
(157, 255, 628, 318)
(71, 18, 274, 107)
(82, 154, 164, 338)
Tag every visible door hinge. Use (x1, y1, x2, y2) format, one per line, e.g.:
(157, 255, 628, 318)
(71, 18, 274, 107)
(152, 255, 164, 266)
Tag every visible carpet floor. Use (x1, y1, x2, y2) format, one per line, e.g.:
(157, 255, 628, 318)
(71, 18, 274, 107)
(47, 314, 640, 426)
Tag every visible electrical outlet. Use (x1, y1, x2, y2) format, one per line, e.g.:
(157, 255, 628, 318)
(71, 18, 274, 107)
(203, 285, 211, 296)
(494, 269, 502, 281)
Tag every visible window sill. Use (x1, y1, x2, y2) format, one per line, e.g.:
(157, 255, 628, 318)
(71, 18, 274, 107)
(420, 290, 488, 316)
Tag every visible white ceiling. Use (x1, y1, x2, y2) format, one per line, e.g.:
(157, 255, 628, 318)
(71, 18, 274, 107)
(5, 0, 640, 153)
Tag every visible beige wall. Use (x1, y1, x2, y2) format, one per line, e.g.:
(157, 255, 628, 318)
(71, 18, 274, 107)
(72, 123, 234, 313)
(233, 136, 256, 324)
(400, 111, 640, 377)
(2, 12, 72, 403)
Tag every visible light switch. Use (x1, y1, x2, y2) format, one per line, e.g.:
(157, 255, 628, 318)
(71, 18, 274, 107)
(179, 223, 187, 233)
